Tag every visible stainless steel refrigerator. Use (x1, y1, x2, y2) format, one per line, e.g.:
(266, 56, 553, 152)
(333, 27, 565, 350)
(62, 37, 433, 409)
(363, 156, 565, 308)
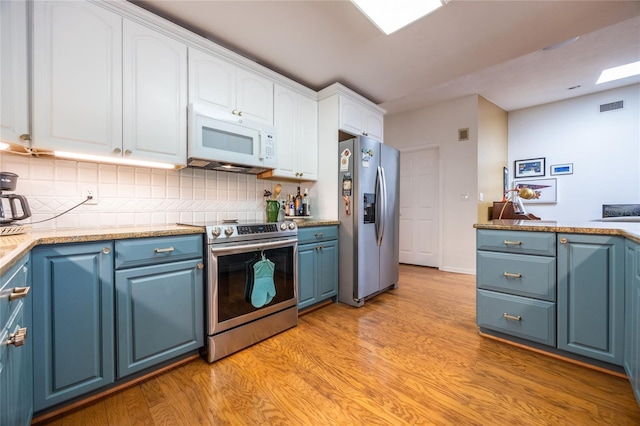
(338, 136, 400, 307)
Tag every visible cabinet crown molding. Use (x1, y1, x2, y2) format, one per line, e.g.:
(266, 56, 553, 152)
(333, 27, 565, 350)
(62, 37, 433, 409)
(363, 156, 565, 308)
(317, 83, 386, 115)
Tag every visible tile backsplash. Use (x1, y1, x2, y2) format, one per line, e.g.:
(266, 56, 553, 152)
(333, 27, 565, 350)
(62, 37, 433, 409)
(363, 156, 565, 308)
(0, 153, 313, 230)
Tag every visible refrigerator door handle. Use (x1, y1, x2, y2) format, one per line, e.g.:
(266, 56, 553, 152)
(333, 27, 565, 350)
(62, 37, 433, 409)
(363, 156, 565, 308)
(376, 166, 387, 246)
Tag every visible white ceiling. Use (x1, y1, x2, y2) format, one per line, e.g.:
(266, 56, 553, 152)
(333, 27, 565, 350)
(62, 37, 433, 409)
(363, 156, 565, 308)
(131, 0, 640, 115)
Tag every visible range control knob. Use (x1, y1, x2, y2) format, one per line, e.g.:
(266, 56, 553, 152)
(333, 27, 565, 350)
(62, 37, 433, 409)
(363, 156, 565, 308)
(280, 223, 287, 231)
(225, 226, 234, 236)
(211, 227, 221, 237)
(288, 222, 296, 230)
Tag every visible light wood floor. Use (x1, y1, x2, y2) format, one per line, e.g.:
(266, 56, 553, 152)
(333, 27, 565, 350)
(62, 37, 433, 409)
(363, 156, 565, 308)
(38, 265, 640, 425)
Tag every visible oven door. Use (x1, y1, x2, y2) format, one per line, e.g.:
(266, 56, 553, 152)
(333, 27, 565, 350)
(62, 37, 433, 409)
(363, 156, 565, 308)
(208, 237, 298, 335)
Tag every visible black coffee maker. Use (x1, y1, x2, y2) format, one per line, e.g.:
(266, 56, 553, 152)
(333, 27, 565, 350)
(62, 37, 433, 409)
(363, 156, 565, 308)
(0, 172, 31, 224)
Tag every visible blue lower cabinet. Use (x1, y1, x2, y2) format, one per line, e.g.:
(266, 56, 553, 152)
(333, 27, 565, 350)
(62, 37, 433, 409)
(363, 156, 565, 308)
(557, 234, 625, 366)
(297, 226, 338, 310)
(32, 242, 115, 412)
(625, 239, 640, 405)
(115, 258, 204, 378)
(0, 254, 32, 426)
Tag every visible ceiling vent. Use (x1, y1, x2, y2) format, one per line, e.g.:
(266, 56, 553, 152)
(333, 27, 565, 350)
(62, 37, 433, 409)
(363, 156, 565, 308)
(599, 100, 624, 113)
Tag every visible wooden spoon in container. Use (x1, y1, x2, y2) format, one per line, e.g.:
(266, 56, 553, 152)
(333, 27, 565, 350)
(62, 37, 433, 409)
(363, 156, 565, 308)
(273, 184, 282, 200)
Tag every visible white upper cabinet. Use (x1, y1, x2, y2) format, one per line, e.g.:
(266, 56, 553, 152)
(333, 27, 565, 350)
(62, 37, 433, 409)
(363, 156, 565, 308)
(122, 19, 187, 165)
(258, 84, 317, 181)
(339, 97, 384, 142)
(32, 1, 187, 166)
(0, 0, 30, 147)
(296, 93, 319, 180)
(188, 47, 274, 125)
(33, 0, 123, 155)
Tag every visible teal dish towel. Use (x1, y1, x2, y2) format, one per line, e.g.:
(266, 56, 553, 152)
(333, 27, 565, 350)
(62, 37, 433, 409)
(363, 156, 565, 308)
(251, 254, 276, 308)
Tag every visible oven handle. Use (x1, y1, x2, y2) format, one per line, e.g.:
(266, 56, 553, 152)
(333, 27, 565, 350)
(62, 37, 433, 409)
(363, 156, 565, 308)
(209, 237, 298, 255)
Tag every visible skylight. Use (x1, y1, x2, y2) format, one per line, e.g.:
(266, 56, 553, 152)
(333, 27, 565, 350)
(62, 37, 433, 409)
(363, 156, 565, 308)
(596, 60, 640, 84)
(351, 0, 446, 35)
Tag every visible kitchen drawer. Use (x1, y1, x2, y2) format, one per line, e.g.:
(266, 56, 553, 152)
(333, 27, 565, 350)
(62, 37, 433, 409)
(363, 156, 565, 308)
(115, 235, 203, 269)
(477, 289, 556, 347)
(477, 251, 556, 301)
(298, 226, 338, 245)
(477, 230, 556, 256)
(0, 255, 29, 329)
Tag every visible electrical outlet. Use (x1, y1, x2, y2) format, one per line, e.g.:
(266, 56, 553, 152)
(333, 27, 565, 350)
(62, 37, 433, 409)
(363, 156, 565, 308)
(83, 186, 98, 205)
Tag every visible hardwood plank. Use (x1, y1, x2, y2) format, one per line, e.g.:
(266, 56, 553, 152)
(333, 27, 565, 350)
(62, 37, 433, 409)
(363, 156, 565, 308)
(35, 265, 640, 425)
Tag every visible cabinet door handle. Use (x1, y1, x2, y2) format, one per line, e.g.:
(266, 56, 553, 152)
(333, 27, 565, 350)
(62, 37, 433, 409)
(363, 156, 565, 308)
(9, 286, 30, 301)
(503, 240, 522, 246)
(560, 237, 568, 244)
(155, 247, 175, 253)
(19, 134, 31, 141)
(7, 327, 27, 347)
(503, 272, 522, 278)
(103, 247, 111, 254)
(197, 263, 204, 269)
(113, 147, 122, 154)
(503, 313, 522, 321)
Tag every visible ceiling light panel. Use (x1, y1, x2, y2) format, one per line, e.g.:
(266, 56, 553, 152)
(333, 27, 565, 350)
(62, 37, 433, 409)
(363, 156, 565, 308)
(351, 0, 445, 35)
(596, 60, 640, 84)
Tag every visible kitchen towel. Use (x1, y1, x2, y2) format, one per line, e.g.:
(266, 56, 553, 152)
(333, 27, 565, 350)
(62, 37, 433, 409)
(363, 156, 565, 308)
(251, 254, 276, 308)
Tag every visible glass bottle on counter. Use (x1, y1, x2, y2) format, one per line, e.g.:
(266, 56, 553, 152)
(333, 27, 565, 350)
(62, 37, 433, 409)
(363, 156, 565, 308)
(294, 187, 303, 216)
(284, 194, 291, 216)
(302, 188, 310, 216)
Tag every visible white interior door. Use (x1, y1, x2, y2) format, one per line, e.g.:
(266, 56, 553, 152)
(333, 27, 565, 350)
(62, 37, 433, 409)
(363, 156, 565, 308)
(399, 147, 439, 267)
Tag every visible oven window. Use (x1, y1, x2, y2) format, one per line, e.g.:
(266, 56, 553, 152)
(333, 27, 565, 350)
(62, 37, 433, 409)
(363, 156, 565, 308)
(216, 246, 295, 322)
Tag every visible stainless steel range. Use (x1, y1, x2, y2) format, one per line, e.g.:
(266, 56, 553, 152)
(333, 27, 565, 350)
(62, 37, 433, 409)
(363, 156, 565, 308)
(182, 220, 298, 362)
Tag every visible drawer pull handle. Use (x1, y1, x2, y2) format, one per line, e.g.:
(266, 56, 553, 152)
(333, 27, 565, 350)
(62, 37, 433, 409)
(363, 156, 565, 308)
(9, 286, 30, 301)
(155, 247, 175, 253)
(314, 233, 324, 238)
(7, 327, 27, 347)
(503, 240, 522, 246)
(503, 313, 522, 321)
(503, 272, 522, 278)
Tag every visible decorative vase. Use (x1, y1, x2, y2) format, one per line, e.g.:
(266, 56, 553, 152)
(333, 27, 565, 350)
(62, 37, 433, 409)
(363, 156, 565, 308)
(266, 200, 280, 222)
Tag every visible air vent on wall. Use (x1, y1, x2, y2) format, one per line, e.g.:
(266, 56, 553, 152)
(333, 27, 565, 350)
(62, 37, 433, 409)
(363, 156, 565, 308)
(600, 100, 624, 113)
(458, 128, 469, 141)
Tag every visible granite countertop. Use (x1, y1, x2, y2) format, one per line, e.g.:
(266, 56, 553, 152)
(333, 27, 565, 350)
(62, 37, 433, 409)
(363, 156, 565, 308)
(0, 224, 204, 276)
(0, 220, 341, 275)
(474, 219, 640, 244)
(294, 219, 340, 228)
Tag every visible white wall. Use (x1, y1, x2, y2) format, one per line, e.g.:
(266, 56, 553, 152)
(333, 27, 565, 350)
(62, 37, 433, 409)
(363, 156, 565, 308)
(508, 84, 640, 222)
(0, 153, 313, 230)
(386, 95, 479, 274)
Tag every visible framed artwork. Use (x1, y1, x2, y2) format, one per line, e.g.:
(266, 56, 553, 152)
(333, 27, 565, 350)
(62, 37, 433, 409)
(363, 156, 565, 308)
(551, 163, 573, 175)
(515, 178, 557, 203)
(514, 157, 545, 178)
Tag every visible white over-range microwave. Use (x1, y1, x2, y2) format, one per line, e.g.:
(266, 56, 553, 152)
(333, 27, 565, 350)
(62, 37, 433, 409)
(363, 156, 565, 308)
(187, 104, 277, 174)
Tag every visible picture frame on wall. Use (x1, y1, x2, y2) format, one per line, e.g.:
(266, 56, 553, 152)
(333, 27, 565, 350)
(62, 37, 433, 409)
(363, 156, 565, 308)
(550, 163, 573, 175)
(515, 178, 557, 203)
(514, 157, 545, 178)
